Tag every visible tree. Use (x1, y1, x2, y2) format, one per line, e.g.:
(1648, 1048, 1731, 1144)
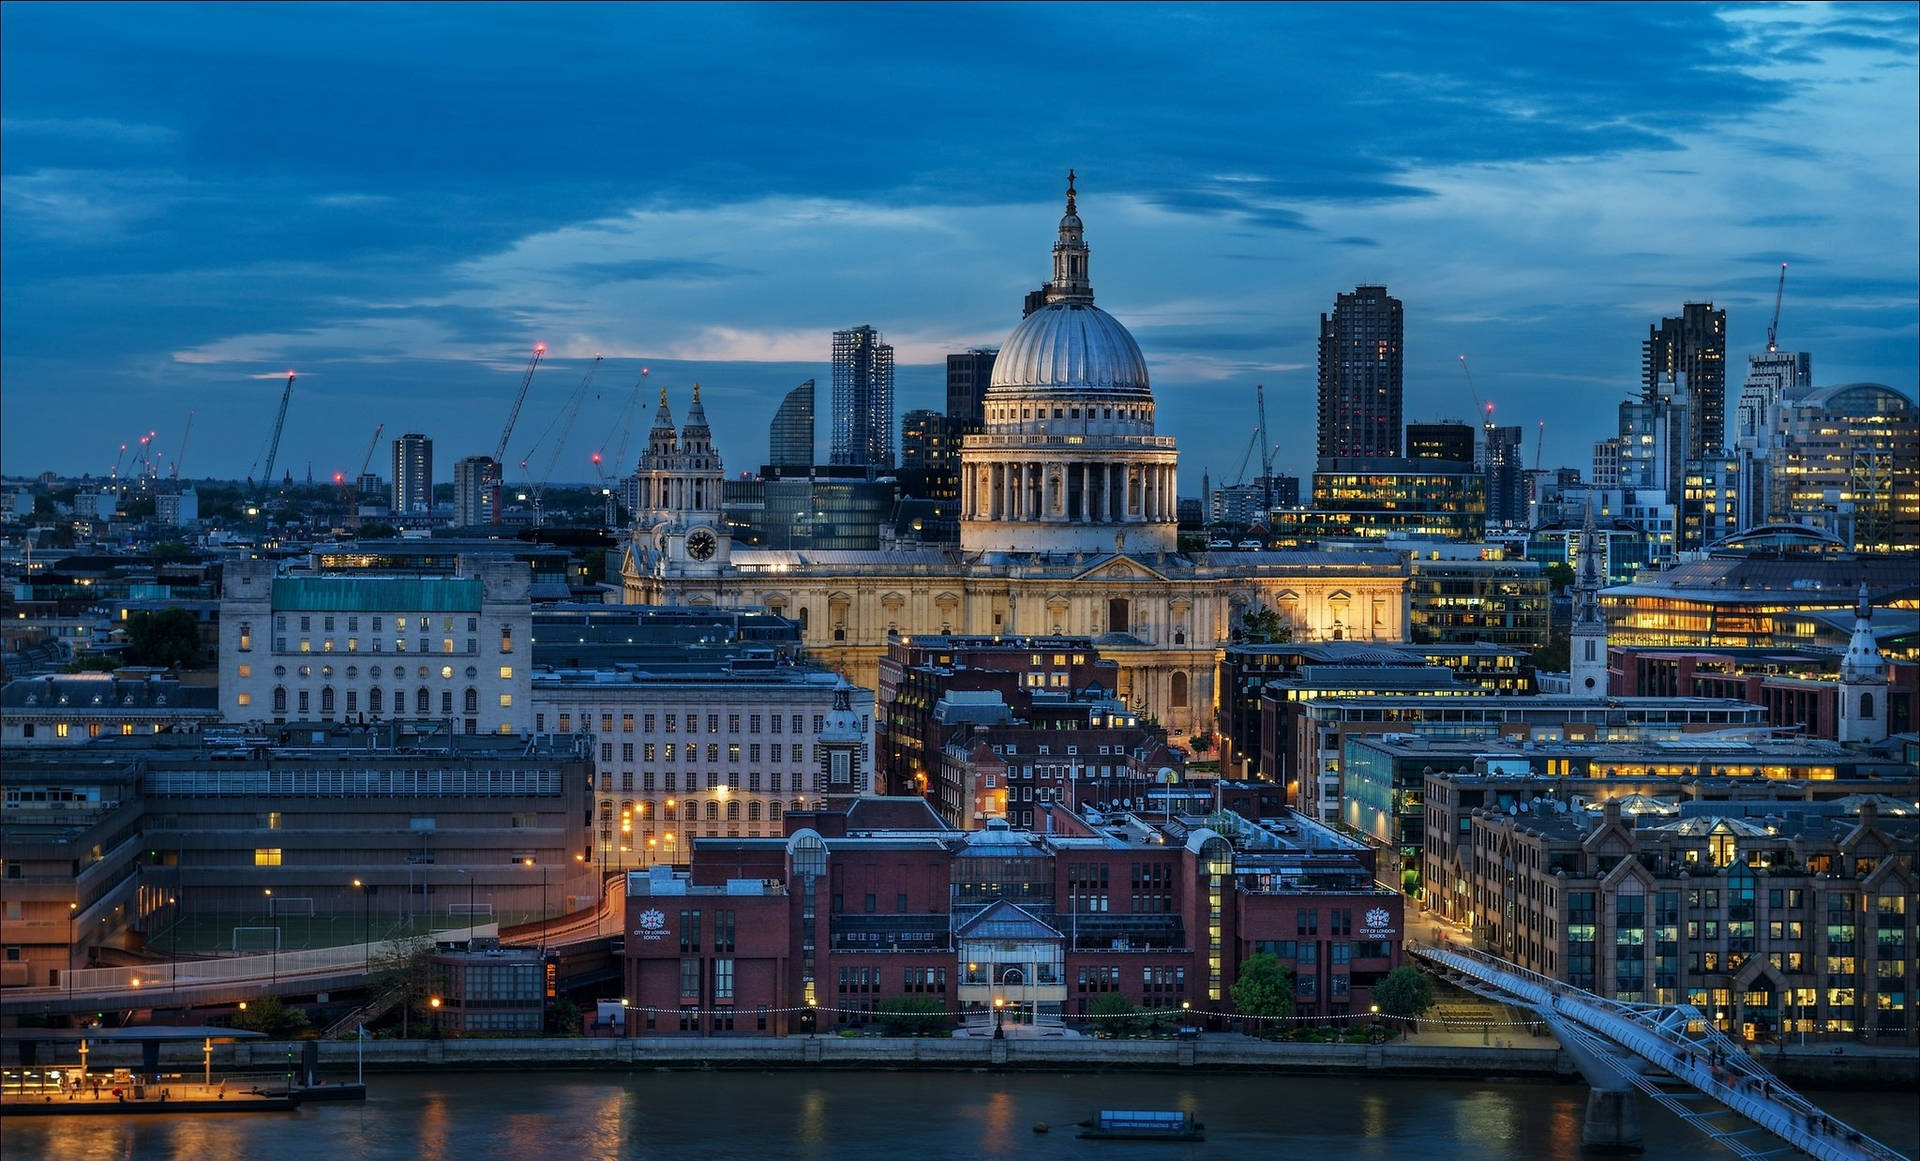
(874, 995, 949, 1036)
(1543, 561, 1576, 593)
(1089, 992, 1141, 1037)
(150, 540, 193, 560)
(124, 607, 205, 670)
(356, 522, 398, 540)
(1235, 604, 1292, 644)
(1229, 952, 1295, 1030)
(1372, 965, 1436, 1022)
(368, 937, 439, 1038)
(64, 653, 119, 673)
(232, 994, 311, 1038)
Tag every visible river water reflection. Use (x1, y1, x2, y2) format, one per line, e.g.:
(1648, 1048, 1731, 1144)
(9, 1070, 1917, 1161)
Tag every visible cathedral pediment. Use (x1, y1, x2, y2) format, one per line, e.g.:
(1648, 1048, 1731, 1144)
(1074, 555, 1169, 583)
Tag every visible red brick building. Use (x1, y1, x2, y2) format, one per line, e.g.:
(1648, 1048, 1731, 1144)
(876, 634, 1120, 795)
(1608, 645, 1917, 739)
(619, 800, 1404, 1035)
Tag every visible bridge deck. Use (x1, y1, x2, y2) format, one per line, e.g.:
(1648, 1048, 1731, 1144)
(1415, 946, 1910, 1161)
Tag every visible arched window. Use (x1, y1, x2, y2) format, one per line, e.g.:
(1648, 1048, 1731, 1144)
(321, 686, 335, 714)
(415, 687, 430, 714)
(797, 607, 809, 635)
(748, 801, 762, 822)
(726, 800, 740, 821)
(272, 686, 287, 713)
(464, 687, 478, 714)
(441, 689, 453, 714)
(600, 800, 613, 821)
(1170, 671, 1189, 709)
(369, 686, 384, 715)
(297, 689, 310, 713)
(769, 801, 783, 822)
(705, 801, 719, 821)
(1860, 691, 1875, 719)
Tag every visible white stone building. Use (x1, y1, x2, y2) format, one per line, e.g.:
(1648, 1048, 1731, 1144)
(219, 558, 534, 733)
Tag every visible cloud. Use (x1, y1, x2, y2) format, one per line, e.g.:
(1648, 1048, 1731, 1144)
(0, 115, 176, 144)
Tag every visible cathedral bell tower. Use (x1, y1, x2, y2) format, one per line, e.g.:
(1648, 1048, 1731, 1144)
(632, 384, 730, 573)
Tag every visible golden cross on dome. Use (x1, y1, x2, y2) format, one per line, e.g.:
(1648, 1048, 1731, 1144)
(1066, 168, 1077, 211)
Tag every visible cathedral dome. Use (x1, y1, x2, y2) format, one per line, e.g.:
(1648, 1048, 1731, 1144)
(991, 300, 1151, 396)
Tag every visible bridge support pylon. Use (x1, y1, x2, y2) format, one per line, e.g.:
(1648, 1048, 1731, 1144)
(1581, 1088, 1643, 1153)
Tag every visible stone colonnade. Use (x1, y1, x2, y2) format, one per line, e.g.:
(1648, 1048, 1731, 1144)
(963, 460, 1179, 524)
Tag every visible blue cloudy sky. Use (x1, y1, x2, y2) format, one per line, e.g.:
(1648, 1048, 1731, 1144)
(3, 2, 1915, 491)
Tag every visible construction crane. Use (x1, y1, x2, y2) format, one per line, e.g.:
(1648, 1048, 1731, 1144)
(171, 411, 195, 480)
(1534, 420, 1546, 471)
(490, 344, 546, 522)
(340, 422, 384, 528)
(523, 355, 603, 527)
(1765, 261, 1788, 353)
(110, 443, 128, 480)
(1459, 354, 1494, 426)
(1256, 384, 1274, 512)
(252, 371, 297, 489)
(598, 366, 651, 481)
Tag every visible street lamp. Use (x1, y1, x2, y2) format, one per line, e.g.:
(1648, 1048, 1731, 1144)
(993, 996, 1006, 1039)
(352, 879, 370, 966)
(429, 995, 442, 1039)
(522, 858, 549, 955)
(1370, 1003, 1380, 1041)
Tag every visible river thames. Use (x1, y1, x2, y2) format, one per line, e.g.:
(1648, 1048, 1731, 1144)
(8, 1071, 1917, 1161)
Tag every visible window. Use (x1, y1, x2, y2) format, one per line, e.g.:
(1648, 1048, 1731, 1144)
(237, 692, 253, 707)
(239, 623, 253, 652)
(714, 958, 734, 1000)
(416, 687, 431, 714)
(254, 848, 283, 866)
(499, 693, 513, 707)
(465, 688, 478, 714)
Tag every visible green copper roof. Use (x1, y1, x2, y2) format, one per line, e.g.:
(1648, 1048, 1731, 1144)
(271, 576, 484, 613)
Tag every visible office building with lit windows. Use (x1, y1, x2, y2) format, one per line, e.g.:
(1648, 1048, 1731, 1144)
(1317, 285, 1404, 460)
(1430, 781, 1916, 1045)
(530, 668, 875, 868)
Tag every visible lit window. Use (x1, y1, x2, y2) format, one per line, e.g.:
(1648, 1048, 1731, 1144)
(441, 666, 454, 679)
(499, 694, 513, 708)
(254, 848, 283, 867)
(499, 667, 514, 680)
(237, 693, 253, 707)
(237, 665, 251, 679)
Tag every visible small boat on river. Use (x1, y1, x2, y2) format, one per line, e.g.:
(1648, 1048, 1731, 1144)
(1076, 1109, 1204, 1141)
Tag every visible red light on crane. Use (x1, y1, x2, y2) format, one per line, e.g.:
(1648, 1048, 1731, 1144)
(591, 452, 602, 464)
(333, 472, 345, 484)
(533, 343, 546, 355)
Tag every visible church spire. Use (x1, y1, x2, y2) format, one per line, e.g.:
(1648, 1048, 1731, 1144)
(1046, 168, 1093, 305)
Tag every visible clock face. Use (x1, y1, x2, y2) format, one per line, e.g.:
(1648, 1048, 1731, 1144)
(686, 528, 718, 561)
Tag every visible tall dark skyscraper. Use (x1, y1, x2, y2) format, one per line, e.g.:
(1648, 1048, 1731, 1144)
(1482, 423, 1525, 526)
(831, 325, 894, 470)
(391, 432, 433, 515)
(945, 348, 997, 429)
(1643, 301, 1728, 459)
(1406, 421, 1476, 465)
(767, 379, 815, 472)
(1317, 285, 1404, 460)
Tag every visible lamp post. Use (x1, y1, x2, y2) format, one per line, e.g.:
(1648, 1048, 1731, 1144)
(429, 995, 442, 1039)
(523, 858, 549, 956)
(1370, 1003, 1380, 1041)
(352, 879, 370, 967)
(993, 996, 1005, 1040)
(264, 889, 278, 989)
